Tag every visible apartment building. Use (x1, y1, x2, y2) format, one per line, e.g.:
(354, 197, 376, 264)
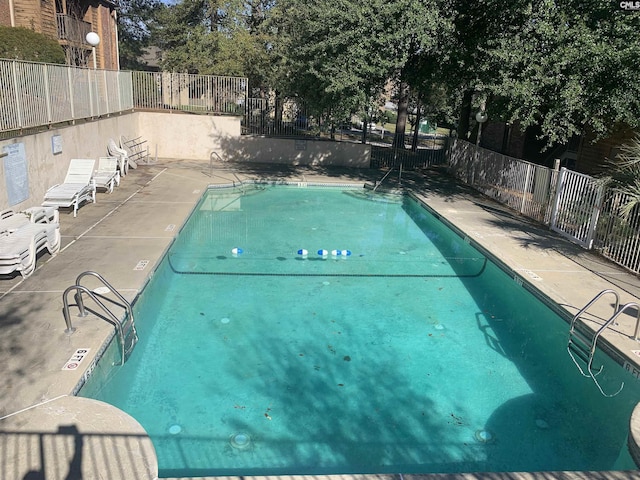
(0, 0, 119, 70)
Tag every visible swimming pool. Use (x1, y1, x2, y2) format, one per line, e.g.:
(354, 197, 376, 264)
(80, 184, 640, 477)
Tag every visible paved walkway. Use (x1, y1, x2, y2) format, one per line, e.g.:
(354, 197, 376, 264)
(0, 160, 639, 480)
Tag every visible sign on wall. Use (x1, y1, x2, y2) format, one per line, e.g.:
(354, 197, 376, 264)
(2, 143, 29, 206)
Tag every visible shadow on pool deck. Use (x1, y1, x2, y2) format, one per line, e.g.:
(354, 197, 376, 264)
(1, 159, 640, 480)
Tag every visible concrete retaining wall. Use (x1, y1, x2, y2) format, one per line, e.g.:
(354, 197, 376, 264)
(1, 111, 371, 212)
(0, 115, 136, 212)
(135, 111, 241, 160)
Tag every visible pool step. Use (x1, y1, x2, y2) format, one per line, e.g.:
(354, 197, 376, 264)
(567, 289, 640, 397)
(121, 312, 138, 362)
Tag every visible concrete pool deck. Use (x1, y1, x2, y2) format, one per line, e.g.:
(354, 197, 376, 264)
(1, 158, 640, 479)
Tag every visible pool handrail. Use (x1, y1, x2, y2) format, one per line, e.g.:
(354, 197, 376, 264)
(62, 271, 138, 365)
(567, 288, 640, 397)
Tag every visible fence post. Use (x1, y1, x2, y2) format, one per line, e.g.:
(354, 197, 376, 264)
(549, 167, 566, 230)
(67, 67, 75, 122)
(88, 69, 95, 117)
(11, 61, 23, 129)
(102, 69, 108, 116)
(521, 163, 532, 214)
(585, 184, 605, 250)
(43, 64, 52, 125)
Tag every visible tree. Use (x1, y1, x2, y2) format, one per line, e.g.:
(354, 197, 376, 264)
(153, 0, 273, 92)
(118, 0, 164, 70)
(267, 0, 442, 142)
(484, 1, 640, 146)
(0, 27, 65, 64)
(598, 134, 640, 218)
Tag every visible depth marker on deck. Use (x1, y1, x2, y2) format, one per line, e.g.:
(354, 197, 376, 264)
(62, 348, 90, 371)
(134, 260, 150, 271)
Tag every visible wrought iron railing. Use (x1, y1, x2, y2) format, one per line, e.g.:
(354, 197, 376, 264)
(56, 14, 92, 44)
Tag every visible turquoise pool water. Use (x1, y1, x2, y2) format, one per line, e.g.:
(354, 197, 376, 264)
(80, 185, 640, 477)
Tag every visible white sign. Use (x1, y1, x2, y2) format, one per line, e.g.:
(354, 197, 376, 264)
(2, 143, 29, 206)
(62, 348, 90, 370)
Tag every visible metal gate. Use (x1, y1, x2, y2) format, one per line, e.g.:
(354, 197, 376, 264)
(550, 167, 604, 249)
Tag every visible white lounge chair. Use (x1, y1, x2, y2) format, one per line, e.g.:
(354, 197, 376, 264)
(108, 138, 136, 174)
(0, 221, 61, 278)
(42, 158, 96, 217)
(93, 157, 121, 193)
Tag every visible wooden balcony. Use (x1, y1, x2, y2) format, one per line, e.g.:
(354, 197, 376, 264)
(56, 14, 92, 46)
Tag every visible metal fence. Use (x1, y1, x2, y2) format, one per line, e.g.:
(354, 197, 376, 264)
(447, 139, 558, 225)
(243, 97, 312, 136)
(447, 139, 640, 274)
(549, 167, 603, 248)
(0, 59, 133, 134)
(594, 191, 640, 273)
(370, 142, 448, 170)
(132, 71, 247, 115)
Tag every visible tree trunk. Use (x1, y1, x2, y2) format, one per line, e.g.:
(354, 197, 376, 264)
(361, 112, 368, 144)
(274, 91, 283, 127)
(458, 89, 473, 140)
(393, 80, 409, 149)
(411, 99, 422, 152)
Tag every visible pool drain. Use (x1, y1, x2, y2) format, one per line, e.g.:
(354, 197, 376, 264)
(169, 424, 182, 435)
(474, 429, 494, 443)
(221, 317, 230, 324)
(229, 432, 252, 450)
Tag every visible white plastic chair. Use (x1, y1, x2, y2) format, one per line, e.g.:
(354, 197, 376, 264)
(42, 158, 96, 217)
(93, 157, 121, 193)
(108, 138, 135, 174)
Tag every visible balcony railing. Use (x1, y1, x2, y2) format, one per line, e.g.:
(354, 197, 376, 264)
(56, 14, 92, 45)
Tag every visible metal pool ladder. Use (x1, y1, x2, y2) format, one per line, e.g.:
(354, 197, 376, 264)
(62, 271, 138, 365)
(567, 289, 640, 397)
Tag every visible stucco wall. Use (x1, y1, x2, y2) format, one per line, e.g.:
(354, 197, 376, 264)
(135, 112, 370, 167)
(0, 115, 135, 212)
(135, 111, 242, 161)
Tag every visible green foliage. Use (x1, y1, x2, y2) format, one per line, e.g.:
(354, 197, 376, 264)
(0, 27, 65, 64)
(153, 0, 273, 92)
(118, 0, 164, 70)
(483, 1, 640, 145)
(266, 0, 441, 130)
(144, 0, 640, 149)
(598, 134, 640, 218)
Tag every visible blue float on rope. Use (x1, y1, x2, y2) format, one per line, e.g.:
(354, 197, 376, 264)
(317, 249, 328, 257)
(231, 247, 243, 255)
(298, 249, 309, 257)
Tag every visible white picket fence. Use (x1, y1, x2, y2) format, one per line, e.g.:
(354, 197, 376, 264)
(448, 139, 640, 274)
(0, 59, 133, 133)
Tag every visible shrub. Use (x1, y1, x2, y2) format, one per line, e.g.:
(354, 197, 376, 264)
(0, 26, 65, 64)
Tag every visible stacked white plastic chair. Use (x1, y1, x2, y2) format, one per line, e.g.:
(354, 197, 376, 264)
(0, 207, 60, 278)
(107, 138, 135, 174)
